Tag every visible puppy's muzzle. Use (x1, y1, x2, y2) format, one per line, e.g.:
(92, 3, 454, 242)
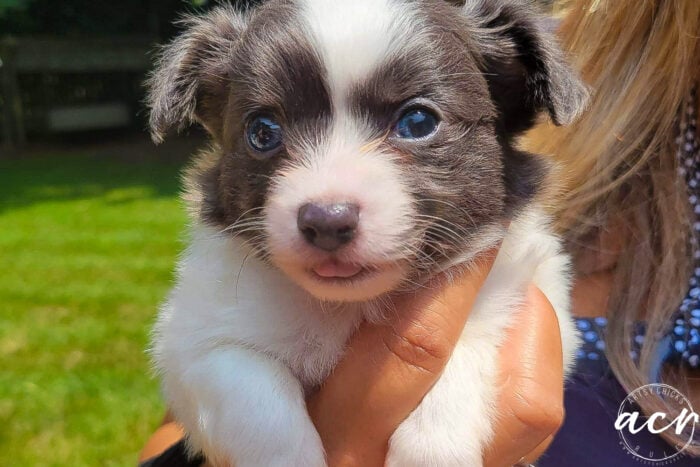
(297, 202, 360, 251)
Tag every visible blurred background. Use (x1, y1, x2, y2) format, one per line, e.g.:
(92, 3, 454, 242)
(0, 1, 255, 465)
(0, 0, 554, 465)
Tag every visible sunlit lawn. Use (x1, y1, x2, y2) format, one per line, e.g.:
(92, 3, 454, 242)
(0, 139, 194, 466)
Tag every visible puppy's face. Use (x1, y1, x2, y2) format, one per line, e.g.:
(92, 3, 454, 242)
(148, 0, 588, 302)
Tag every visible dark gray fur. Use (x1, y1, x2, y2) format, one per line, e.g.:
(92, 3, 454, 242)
(146, 0, 588, 275)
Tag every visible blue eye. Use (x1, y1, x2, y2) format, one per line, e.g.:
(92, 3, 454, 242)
(395, 108, 440, 140)
(247, 115, 283, 155)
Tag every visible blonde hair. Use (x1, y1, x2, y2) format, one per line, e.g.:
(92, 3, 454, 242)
(527, 0, 700, 453)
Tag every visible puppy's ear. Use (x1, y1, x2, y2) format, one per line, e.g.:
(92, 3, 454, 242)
(459, 0, 589, 134)
(146, 6, 247, 143)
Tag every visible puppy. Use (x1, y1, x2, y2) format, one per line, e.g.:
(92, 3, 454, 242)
(147, 0, 587, 465)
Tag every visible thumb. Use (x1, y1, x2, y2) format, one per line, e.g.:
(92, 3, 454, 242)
(484, 285, 565, 467)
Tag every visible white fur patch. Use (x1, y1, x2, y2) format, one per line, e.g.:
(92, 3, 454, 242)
(300, 0, 417, 112)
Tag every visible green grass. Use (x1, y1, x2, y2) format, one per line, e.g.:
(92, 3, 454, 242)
(0, 142, 191, 466)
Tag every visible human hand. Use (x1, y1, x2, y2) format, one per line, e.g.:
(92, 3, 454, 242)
(308, 258, 565, 467)
(483, 285, 565, 467)
(141, 256, 565, 467)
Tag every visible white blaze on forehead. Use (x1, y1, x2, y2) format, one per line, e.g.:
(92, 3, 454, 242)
(300, 0, 416, 111)
(264, 0, 421, 300)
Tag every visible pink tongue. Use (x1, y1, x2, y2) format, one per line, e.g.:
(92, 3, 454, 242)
(314, 260, 363, 278)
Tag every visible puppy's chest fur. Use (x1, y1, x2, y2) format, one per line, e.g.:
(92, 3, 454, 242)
(157, 205, 566, 392)
(160, 223, 364, 389)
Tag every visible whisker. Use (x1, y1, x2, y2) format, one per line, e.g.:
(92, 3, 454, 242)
(415, 198, 478, 228)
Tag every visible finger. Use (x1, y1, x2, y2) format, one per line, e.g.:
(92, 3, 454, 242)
(483, 285, 565, 467)
(138, 417, 185, 462)
(308, 251, 498, 466)
(522, 434, 555, 464)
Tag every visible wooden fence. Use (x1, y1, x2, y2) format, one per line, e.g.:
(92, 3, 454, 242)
(0, 36, 154, 151)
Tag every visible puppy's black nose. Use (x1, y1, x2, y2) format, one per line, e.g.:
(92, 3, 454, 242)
(297, 203, 360, 251)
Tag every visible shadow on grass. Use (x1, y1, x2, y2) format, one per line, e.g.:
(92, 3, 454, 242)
(0, 133, 206, 213)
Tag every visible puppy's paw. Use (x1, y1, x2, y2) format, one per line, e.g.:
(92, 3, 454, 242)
(386, 342, 496, 467)
(164, 347, 328, 467)
(284, 429, 327, 467)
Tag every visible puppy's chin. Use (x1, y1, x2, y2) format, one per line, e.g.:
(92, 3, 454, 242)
(273, 259, 407, 303)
